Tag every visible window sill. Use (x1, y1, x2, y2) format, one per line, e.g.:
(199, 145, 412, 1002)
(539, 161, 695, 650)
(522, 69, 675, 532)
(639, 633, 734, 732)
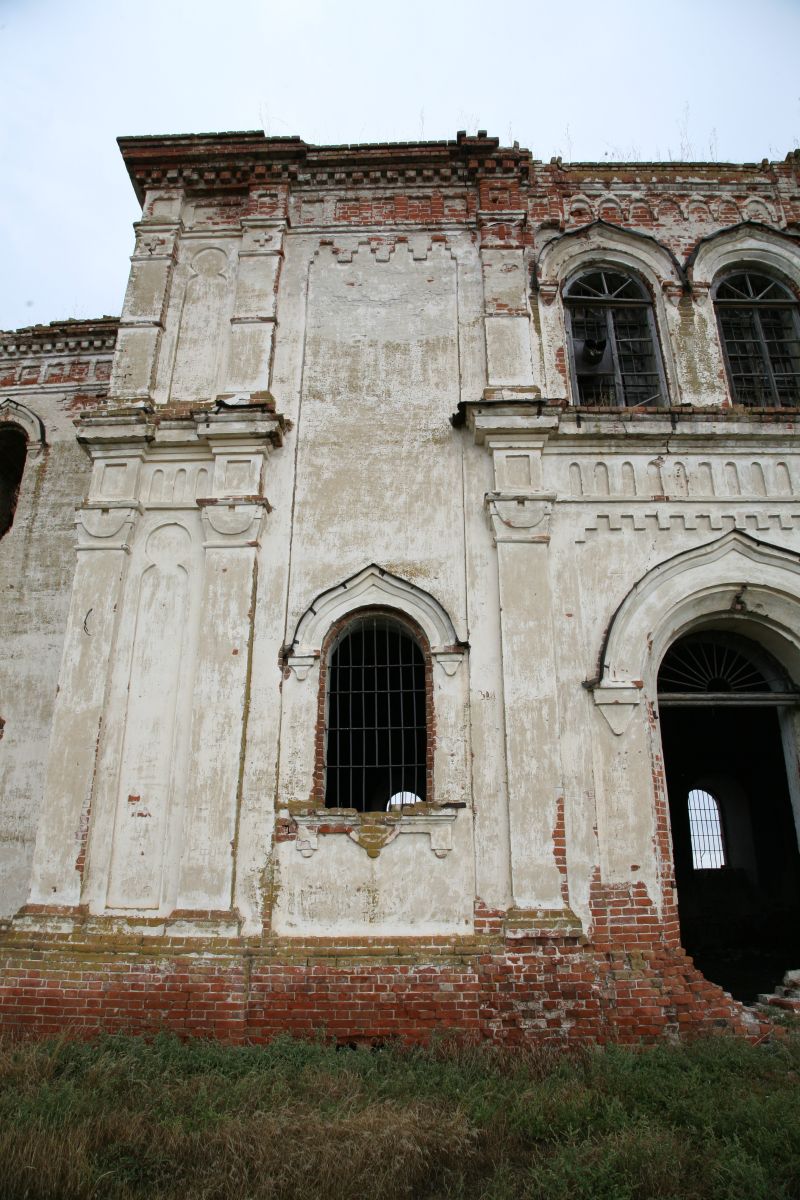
(284, 806, 460, 859)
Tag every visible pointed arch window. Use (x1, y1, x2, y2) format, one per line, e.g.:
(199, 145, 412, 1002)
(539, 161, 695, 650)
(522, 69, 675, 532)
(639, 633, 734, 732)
(714, 270, 800, 407)
(324, 615, 429, 812)
(564, 269, 667, 407)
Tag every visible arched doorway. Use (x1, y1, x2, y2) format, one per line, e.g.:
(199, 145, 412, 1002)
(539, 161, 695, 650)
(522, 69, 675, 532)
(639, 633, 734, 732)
(0, 426, 27, 540)
(658, 630, 800, 1002)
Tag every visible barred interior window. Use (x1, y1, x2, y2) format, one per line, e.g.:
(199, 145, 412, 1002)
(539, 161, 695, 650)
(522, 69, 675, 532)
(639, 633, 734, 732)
(325, 616, 427, 812)
(687, 788, 727, 869)
(715, 271, 800, 407)
(564, 269, 666, 407)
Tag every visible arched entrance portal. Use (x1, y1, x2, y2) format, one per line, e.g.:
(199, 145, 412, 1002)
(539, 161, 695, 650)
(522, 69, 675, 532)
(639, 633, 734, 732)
(658, 630, 800, 1002)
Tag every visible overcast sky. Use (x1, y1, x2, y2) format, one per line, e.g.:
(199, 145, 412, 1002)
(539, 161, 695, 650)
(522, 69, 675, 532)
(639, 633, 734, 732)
(2, 0, 799, 332)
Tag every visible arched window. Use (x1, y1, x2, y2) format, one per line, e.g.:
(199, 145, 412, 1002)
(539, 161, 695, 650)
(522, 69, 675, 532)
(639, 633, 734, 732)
(564, 269, 666, 407)
(714, 270, 800, 407)
(687, 788, 726, 869)
(325, 614, 428, 812)
(657, 631, 781, 697)
(0, 427, 27, 540)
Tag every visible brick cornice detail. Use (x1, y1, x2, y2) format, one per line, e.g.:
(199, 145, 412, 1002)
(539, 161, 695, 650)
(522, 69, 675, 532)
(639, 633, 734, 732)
(0, 318, 119, 357)
(119, 131, 534, 203)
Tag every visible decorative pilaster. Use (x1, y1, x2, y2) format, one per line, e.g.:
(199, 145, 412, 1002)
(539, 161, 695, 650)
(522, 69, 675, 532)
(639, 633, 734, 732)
(463, 401, 566, 910)
(478, 201, 535, 389)
(27, 484, 145, 907)
(25, 404, 284, 923)
(226, 205, 286, 395)
(487, 488, 565, 909)
(174, 499, 268, 911)
(108, 190, 183, 403)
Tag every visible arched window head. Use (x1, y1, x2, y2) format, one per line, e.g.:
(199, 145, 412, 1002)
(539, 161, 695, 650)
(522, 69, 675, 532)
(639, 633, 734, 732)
(0, 427, 27, 540)
(564, 269, 666, 407)
(714, 270, 800, 407)
(657, 631, 784, 697)
(687, 788, 726, 869)
(325, 614, 429, 812)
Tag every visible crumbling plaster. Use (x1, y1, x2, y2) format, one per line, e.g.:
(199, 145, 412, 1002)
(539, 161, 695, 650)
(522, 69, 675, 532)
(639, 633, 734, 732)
(1, 136, 799, 1042)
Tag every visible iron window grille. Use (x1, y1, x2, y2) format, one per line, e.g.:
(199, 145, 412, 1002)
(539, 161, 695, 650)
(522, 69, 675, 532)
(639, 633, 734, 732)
(324, 615, 427, 813)
(714, 271, 800, 407)
(686, 788, 727, 870)
(564, 269, 667, 407)
(657, 631, 799, 708)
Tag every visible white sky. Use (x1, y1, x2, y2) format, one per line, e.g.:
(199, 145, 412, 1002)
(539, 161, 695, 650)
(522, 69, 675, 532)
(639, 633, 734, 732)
(1, 0, 799, 332)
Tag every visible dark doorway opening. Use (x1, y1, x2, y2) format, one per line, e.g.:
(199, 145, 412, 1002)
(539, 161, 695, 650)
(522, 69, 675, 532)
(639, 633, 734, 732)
(659, 632, 800, 1003)
(0, 427, 27, 540)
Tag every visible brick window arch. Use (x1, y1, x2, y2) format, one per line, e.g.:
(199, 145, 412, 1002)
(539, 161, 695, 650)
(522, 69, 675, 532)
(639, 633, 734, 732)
(714, 270, 800, 407)
(316, 609, 434, 812)
(564, 268, 667, 407)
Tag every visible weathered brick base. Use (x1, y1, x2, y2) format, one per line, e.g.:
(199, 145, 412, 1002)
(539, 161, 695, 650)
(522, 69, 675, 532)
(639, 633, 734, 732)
(0, 905, 773, 1045)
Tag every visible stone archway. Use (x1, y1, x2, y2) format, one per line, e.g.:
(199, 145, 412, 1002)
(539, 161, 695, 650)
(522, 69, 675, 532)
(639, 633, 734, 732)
(590, 531, 800, 1002)
(657, 628, 800, 1002)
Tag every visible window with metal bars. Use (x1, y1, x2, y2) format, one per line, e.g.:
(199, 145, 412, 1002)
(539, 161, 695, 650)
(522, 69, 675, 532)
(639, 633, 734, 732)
(687, 788, 727, 869)
(714, 270, 800, 407)
(564, 269, 667, 407)
(324, 615, 428, 812)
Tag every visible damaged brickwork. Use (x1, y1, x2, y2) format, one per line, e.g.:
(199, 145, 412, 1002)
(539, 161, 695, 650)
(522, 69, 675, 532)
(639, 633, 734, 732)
(1, 133, 799, 1043)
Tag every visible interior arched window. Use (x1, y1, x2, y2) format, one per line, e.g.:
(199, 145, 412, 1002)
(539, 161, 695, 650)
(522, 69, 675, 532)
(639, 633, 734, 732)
(714, 270, 800, 407)
(325, 615, 427, 812)
(0, 427, 27, 540)
(687, 788, 727, 869)
(564, 269, 666, 407)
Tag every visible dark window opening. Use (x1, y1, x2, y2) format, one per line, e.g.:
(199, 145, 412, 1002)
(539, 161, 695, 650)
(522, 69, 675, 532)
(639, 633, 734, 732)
(715, 271, 800, 407)
(0, 428, 27, 540)
(325, 616, 427, 813)
(565, 269, 666, 407)
(659, 631, 800, 1003)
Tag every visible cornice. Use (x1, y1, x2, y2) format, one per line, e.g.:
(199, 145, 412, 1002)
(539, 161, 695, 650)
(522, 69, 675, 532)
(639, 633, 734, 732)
(458, 398, 800, 446)
(118, 130, 533, 202)
(119, 131, 798, 206)
(0, 318, 119, 358)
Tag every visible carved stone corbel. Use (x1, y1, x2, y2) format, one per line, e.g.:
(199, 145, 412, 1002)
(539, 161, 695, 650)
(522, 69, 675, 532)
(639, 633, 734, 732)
(285, 652, 318, 681)
(690, 281, 712, 303)
(432, 649, 464, 677)
(662, 281, 686, 307)
(198, 498, 269, 547)
(290, 809, 458, 859)
(537, 282, 559, 306)
(75, 503, 142, 553)
(347, 821, 401, 859)
(591, 683, 643, 735)
(486, 491, 556, 543)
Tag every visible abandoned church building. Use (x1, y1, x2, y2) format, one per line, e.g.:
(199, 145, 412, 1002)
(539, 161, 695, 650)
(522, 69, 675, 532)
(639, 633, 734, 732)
(1, 130, 800, 1043)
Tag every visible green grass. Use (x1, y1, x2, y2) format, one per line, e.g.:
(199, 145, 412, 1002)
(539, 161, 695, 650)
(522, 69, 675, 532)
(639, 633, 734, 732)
(1, 1031, 799, 1199)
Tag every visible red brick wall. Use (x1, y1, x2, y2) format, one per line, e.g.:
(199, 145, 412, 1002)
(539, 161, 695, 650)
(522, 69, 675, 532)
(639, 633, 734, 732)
(0, 905, 771, 1045)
